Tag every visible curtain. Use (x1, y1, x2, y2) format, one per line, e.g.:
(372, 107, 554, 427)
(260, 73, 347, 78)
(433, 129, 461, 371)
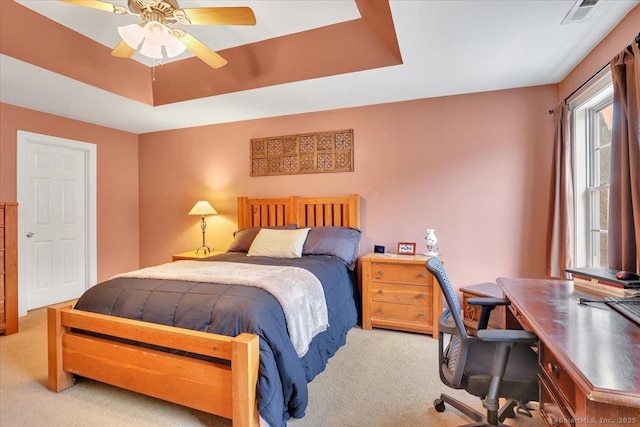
(609, 41, 640, 272)
(548, 103, 574, 278)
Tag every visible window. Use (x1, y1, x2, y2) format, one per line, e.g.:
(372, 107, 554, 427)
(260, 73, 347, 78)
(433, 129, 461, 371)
(572, 75, 613, 268)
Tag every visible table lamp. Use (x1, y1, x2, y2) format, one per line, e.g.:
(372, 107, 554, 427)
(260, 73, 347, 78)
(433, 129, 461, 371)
(188, 200, 217, 254)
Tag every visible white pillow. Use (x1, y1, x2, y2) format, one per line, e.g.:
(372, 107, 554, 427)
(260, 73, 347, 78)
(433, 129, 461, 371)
(247, 228, 311, 258)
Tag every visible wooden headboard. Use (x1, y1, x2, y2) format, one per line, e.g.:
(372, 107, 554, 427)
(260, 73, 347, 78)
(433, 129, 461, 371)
(237, 194, 360, 229)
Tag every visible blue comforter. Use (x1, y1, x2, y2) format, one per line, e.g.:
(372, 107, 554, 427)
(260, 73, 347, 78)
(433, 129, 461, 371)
(74, 253, 358, 427)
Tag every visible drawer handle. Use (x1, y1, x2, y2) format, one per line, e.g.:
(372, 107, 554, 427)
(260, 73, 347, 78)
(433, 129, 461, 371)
(377, 308, 384, 314)
(377, 289, 384, 294)
(418, 293, 425, 298)
(546, 362, 560, 375)
(419, 312, 425, 318)
(418, 272, 426, 278)
(377, 270, 384, 276)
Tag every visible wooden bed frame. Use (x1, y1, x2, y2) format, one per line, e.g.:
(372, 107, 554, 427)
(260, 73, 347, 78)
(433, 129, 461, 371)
(237, 194, 360, 229)
(48, 194, 360, 427)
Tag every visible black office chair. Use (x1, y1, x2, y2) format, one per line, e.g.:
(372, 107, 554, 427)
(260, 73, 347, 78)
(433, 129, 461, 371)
(426, 257, 539, 426)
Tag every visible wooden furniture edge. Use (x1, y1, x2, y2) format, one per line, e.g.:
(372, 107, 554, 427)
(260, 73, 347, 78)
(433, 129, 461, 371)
(47, 302, 75, 392)
(47, 303, 260, 426)
(3, 203, 18, 334)
(361, 255, 373, 330)
(588, 389, 640, 410)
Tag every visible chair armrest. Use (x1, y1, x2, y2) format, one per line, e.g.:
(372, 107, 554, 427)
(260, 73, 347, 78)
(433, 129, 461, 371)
(438, 309, 458, 335)
(467, 297, 510, 307)
(467, 297, 511, 330)
(476, 329, 538, 344)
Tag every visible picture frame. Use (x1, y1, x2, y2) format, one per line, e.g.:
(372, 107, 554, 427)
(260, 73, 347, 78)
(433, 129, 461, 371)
(397, 242, 416, 255)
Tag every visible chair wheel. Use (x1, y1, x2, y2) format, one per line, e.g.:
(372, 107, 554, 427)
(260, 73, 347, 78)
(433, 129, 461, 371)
(434, 398, 446, 412)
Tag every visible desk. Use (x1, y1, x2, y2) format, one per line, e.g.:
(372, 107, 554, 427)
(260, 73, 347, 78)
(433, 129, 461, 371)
(497, 278, 640, 427)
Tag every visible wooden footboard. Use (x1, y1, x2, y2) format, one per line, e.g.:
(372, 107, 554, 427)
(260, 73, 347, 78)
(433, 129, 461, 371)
(47, 303, 260, 427)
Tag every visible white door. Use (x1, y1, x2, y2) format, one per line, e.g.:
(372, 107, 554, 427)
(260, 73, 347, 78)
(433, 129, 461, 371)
(17, 131, 97, 315)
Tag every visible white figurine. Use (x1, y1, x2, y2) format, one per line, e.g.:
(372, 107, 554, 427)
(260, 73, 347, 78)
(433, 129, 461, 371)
(425, 229, 438, 256)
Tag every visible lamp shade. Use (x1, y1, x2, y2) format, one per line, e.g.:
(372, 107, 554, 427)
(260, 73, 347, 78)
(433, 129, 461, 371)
(188, 201, 217, 216)
(164, 33, 187, 58)
(140, 38, 163, 59)
(118, 23, 145, 49)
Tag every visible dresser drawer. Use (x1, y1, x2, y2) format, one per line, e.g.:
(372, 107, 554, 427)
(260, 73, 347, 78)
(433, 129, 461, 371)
(371, 282, 432, 305)
(371, 301, 432, 325)
(540, 345, 576, 413)
(370, 262, 431, 285)
(0, 227, 4, 247)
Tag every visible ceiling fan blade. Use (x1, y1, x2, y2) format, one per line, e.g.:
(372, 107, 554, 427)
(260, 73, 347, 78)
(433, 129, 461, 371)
(176, 31, 228, 69)
(179, 7, 256, 26)
(58, 0, 117, 13)
(111, 40, 136, 58)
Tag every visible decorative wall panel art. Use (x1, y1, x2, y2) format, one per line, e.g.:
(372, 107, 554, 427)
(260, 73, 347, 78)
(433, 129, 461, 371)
(250, 129, 354, 177)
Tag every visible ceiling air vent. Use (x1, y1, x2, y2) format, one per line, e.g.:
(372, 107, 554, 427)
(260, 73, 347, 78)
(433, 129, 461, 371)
(561, 0, 600, 24)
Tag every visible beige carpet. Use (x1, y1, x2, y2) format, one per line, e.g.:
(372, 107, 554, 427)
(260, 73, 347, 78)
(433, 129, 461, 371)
(0, 307, 545, 427)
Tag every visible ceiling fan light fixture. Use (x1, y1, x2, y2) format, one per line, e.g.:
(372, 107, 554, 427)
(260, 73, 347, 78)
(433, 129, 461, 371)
(144, 21, 169, 42)
(140, 38, 164, 59)
(164, 34, 187, 58)
(117, 23, 145, 49)
(63, 0, 256, 69)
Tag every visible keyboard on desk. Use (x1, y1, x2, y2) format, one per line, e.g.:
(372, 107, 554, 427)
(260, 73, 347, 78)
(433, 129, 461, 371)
(604, 296, 640, 326)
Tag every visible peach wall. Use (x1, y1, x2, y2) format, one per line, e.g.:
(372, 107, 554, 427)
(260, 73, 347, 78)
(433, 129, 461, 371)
(0, 103, 140, 281)
(2, 4, 635, 296)
(559, 5, 640, 101)
(139, 84, 557, 288)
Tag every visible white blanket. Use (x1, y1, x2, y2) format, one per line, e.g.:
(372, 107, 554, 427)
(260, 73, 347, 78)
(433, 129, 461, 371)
(113, 260, 328, 357)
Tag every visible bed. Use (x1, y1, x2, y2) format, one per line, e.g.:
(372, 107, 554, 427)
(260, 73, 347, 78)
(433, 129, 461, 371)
(47, 194, 361, 427)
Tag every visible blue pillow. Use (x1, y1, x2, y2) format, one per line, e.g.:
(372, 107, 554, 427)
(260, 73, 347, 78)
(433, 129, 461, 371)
(302, 227, 361, 269)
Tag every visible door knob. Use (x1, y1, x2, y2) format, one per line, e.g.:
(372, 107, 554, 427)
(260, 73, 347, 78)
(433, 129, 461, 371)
(26, 232, 35, 238)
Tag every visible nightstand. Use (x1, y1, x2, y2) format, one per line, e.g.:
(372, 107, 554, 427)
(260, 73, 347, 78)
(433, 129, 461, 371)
(460, 282, 506, 336)
(361, 253, 442, 337)
(172, 250, 224, 261)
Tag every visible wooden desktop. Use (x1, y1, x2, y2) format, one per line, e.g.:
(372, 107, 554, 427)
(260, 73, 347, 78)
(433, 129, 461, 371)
(497, 278, 640, 427)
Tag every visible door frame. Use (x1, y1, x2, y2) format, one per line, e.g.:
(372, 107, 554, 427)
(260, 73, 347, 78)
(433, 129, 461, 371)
(16, 130, 97, 316)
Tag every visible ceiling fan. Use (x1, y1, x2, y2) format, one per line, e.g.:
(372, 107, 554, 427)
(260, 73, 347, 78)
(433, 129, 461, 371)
(59, 0, 256, 68)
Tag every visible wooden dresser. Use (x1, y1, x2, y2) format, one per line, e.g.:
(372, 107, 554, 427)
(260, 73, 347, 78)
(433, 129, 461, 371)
(460, 282, 506, 336)
(361, 253, 442, 337)
(1, 202, 18, 335)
